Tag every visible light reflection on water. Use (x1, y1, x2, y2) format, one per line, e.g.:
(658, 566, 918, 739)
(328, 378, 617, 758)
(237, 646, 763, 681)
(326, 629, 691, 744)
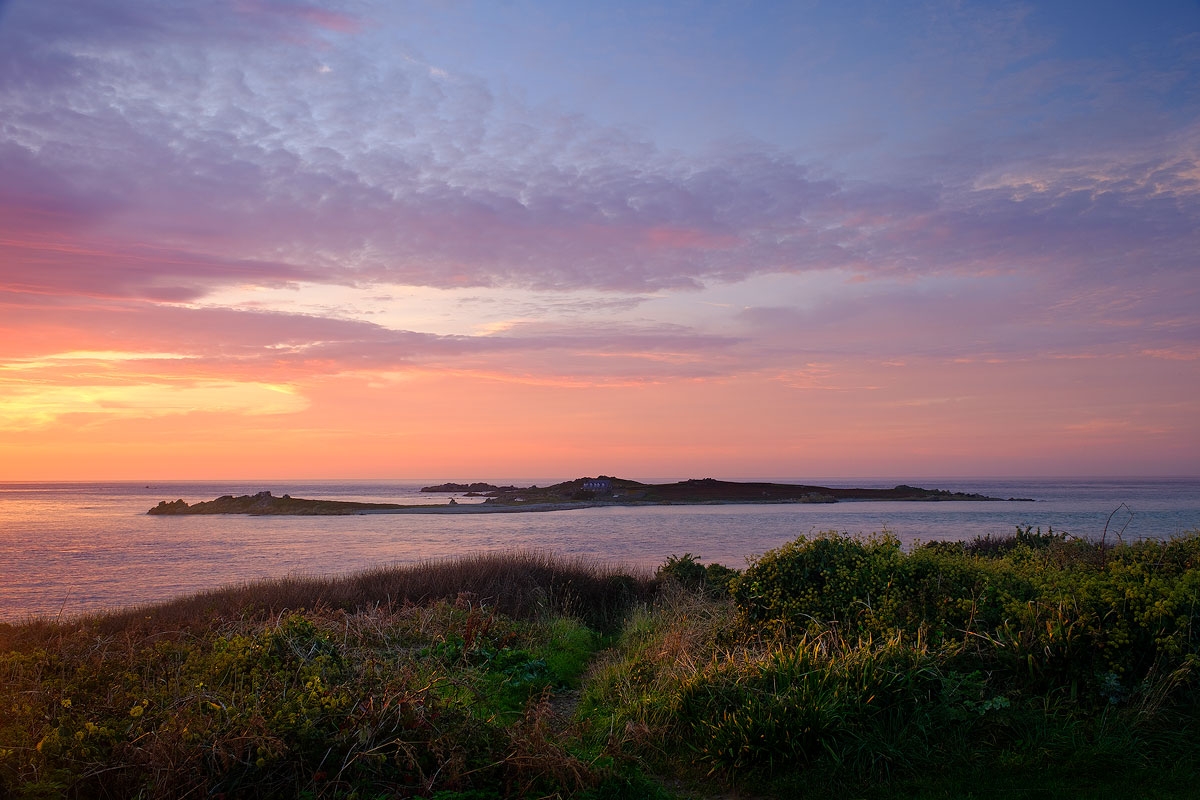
(1, 478, 1197, 621)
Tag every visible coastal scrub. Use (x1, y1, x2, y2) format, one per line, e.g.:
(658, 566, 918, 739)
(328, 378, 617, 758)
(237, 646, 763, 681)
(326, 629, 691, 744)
(585, 531, 1200, 797)
(2, 535, 1199, 798)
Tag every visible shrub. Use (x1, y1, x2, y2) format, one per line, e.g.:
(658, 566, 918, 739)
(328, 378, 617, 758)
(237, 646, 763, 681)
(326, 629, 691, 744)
(730, 533, 904, 636)
(657, 554, 741, 598)
(730, 531, 1200, 703)
(656, 553, 708, 589)
(585, 540, 1200, 796)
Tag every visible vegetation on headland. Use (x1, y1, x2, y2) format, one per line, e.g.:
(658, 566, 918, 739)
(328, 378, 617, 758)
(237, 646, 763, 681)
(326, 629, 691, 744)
(149, 477, 1027, 515)
(3, 530, 1198, 799)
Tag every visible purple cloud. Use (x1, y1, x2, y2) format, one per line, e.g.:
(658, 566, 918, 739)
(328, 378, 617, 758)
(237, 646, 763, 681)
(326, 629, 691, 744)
(1, 0, 1196, 361)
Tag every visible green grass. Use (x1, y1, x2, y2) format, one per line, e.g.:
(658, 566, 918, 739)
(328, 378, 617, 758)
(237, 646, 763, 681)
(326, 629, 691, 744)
(2, 534, 1199, 799)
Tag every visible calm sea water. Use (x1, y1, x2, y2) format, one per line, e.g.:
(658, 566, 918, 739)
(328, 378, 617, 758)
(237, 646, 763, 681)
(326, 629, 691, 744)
(1, 478, 1197, 622)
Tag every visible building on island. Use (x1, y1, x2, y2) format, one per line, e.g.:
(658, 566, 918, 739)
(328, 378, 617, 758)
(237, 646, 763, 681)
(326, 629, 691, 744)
(581, 478, 612, 494)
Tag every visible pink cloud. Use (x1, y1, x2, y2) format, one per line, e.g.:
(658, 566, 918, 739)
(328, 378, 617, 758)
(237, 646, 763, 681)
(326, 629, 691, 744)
(234, 0, 362, 35)
(0, 291, 747, 387)
(643, 225, 740, 250)
(0, 229, 317, 303)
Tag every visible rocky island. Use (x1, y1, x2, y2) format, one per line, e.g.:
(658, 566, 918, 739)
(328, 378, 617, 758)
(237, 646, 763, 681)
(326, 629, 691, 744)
(148, 491, 409, 515)
(419, 482, 516, 494)
(148, 478, 1030, 515)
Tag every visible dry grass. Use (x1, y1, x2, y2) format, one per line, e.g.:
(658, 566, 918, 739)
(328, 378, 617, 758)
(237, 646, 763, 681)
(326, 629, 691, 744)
(0, 552, 659, 799)
(0, 550, 654, 652)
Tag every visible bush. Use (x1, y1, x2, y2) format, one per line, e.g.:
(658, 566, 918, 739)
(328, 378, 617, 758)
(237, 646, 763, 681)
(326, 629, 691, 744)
(730, 531, 1200, 702)
(585, 535, 1200, 796)
(656, 554, 741, 597)
(730, 533, 904, 636)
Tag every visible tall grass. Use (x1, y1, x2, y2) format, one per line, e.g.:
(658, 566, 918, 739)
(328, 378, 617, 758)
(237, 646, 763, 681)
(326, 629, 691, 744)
(0, 551, 657, 799)
(1, 550, 652, 653)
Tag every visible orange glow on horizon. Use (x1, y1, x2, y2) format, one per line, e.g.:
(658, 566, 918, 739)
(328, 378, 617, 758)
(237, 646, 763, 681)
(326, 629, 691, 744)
(3, 354, 1196, 481)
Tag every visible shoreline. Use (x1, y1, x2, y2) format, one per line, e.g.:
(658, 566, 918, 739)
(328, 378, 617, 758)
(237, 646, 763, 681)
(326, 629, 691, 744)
(334, 496, 1034, 515)
(326, 498, 859, 515)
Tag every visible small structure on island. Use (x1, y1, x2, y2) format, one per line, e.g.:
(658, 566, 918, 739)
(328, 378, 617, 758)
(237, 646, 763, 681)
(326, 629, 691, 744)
(581, 478, 612, 494)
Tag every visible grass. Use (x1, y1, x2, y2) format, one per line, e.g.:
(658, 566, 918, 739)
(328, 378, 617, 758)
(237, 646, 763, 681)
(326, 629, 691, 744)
(0, 552, 655, 799)
(2, 534, 1198, 799)
(3, 549, 651, 644)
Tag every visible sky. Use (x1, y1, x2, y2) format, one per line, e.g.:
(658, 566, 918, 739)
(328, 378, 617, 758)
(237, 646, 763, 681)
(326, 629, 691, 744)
(1, 0, 1198, 481)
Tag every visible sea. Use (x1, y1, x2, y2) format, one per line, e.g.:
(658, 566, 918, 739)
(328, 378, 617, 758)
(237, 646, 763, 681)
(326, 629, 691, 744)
(2, 478, 1198, 622)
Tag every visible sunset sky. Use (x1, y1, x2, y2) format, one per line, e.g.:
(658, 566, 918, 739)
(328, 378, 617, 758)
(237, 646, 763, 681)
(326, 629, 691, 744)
(2, 0, 1198, 481)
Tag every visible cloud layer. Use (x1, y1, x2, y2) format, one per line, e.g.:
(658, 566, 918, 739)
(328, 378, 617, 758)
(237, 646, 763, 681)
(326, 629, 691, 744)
(2, 0, 1197, 476)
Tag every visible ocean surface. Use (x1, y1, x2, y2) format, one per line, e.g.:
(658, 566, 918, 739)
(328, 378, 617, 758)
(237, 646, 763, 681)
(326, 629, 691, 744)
(2, 478, 1198, 622)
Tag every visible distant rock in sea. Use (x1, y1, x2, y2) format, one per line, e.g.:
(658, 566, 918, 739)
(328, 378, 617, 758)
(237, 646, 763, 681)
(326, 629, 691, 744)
(420, 482, 514, 493)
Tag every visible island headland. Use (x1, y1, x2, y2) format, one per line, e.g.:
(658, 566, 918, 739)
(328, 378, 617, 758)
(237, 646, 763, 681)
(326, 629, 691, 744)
(148, 477, 1032, 515)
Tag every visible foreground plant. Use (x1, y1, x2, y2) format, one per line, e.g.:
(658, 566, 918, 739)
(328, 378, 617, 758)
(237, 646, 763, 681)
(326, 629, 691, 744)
(4, 535, 1199, 799)
(586, 533, 1200, 797)
(0, 553, 655, 799)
